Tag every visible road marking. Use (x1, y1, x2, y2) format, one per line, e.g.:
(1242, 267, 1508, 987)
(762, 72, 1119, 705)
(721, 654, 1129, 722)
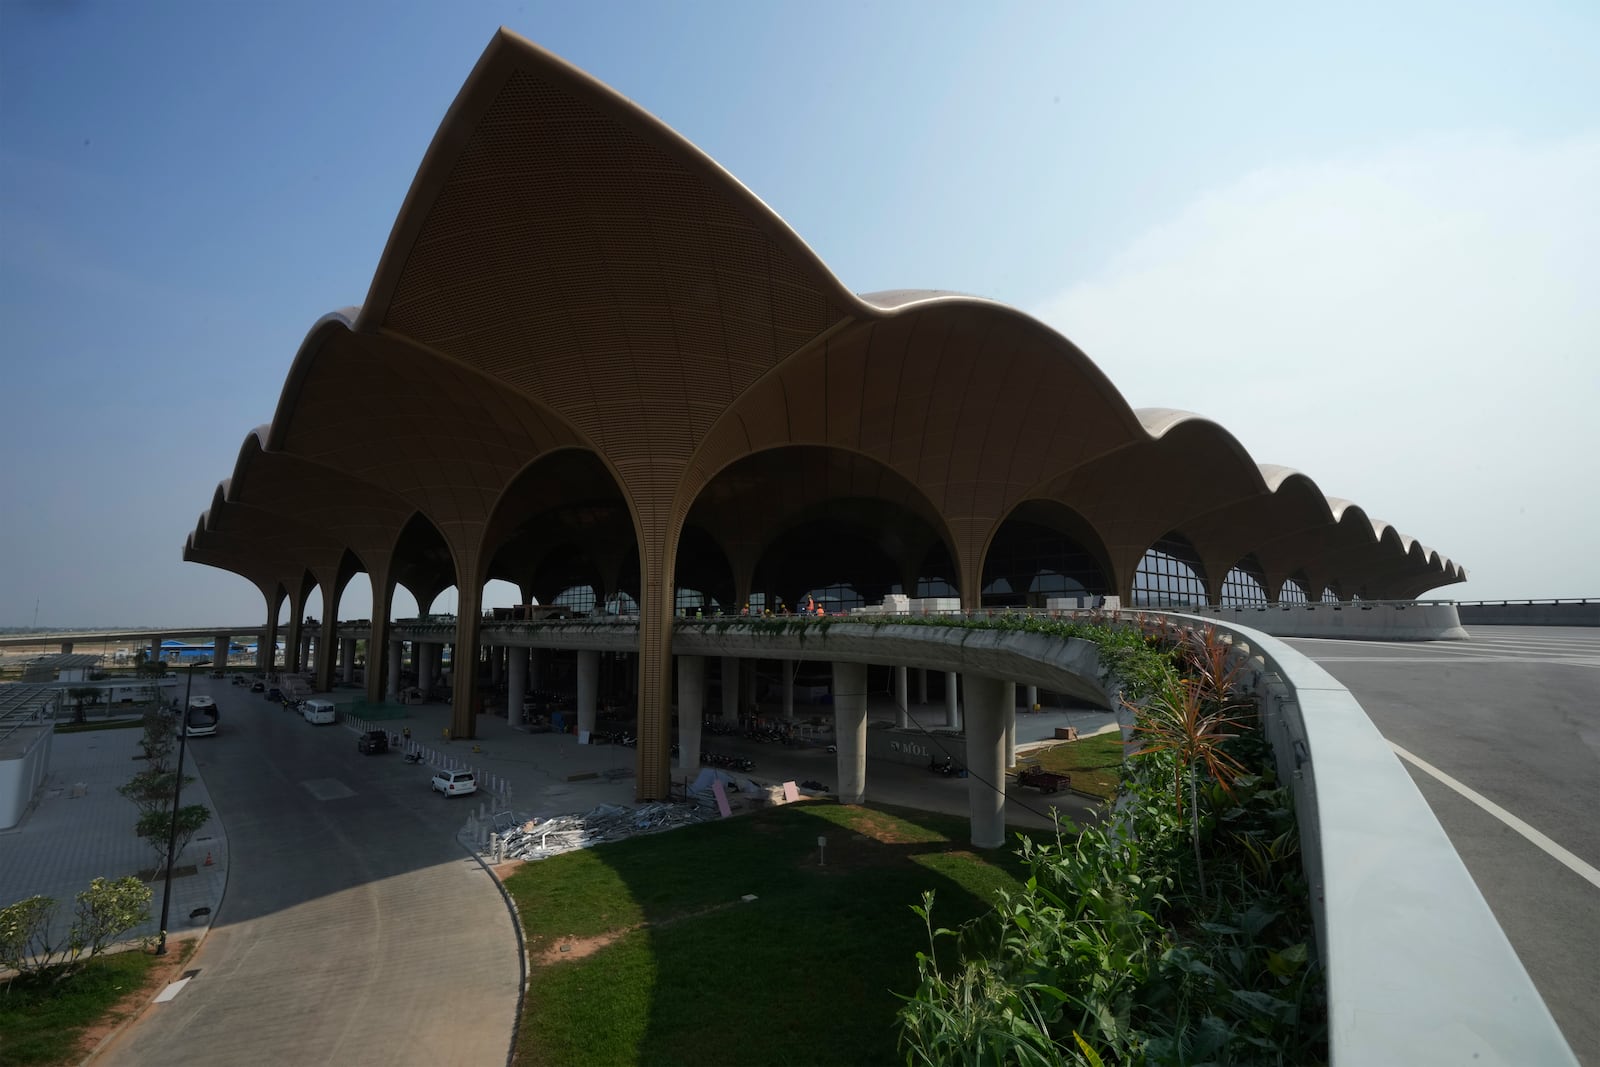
(1389, 742, 1600, 891)
(153, 976, 192, 1003)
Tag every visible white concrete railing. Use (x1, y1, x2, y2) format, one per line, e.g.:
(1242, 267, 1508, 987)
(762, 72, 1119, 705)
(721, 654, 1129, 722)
(1157, 611, 1577, 1067)
(1192, 599, 1469, 640)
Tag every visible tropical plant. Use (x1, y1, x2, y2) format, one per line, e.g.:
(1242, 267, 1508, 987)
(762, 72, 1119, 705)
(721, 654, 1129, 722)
(139, 707, 176, 771)
(117, 769, 194, 818)
(1125, 677, 1249, 896)
(0, 877, 152, 980)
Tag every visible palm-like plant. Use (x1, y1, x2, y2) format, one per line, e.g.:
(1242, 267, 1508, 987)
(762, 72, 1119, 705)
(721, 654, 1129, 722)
(1124, 677, 1249, 896)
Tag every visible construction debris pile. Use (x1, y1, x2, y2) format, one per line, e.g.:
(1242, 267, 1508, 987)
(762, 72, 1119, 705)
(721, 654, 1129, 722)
(492, 801, 717, 862)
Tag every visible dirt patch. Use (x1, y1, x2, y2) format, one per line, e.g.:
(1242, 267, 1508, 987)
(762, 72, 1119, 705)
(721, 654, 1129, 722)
(842, 811, 933, 846)
(75, 939, 197, 1062)
(490, 859, 526, 881)
(535, 926, 638, 965)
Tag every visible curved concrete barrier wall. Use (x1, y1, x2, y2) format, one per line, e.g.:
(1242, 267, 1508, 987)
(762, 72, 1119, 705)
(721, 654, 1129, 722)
(1457, 600, 1600, 626)
(1163, 612, 1576, 1066)
(1194, 601, 1469, 641)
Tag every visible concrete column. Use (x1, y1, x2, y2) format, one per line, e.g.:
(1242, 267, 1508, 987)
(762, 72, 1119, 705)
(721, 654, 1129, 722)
(676, 655, 704, 772)
(964, 674, 1009, 848)
(1025, 685, 1038, 712)
(149, 636, 162, 665)
(507, 646, 527, 727)
(720, 656, 739, 721)
(945, 671, 961, 729)
(741, 660, 756, 713)
(213, 637, 229, 669)
(418, 643, 434, 693)
(341, 638, 357, 683)
(387, 640, 402, 700)
(781, 659, 794, 720)
(917, 668, 928, 705)
(577, 649, 599, 736)
(60, 641, 74, 655)
(301, 636, 313, 672)
(894, 665, 909, 728)
(832, 661, 869, 805)
(1003, 681, 1017, 769)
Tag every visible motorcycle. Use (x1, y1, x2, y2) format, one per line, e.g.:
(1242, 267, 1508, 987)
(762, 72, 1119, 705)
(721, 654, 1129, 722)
(929, 756, 967, 778)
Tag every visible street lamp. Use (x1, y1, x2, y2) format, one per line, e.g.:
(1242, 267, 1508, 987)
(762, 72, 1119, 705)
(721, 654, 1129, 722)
(156, 659, 208, 955)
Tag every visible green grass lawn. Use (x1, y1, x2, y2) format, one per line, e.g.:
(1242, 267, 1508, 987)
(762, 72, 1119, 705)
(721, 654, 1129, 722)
(0, 951, 157, 1066)
(503, 802, 1044, 1067)
(1016, 730, 1126, 800)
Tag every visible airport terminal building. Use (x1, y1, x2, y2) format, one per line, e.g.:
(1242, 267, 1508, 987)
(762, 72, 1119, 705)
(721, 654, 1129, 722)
(186, 30, 1462, 798)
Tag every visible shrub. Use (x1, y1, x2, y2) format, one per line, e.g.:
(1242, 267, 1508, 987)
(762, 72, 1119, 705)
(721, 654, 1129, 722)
(0, 878, 152, 980)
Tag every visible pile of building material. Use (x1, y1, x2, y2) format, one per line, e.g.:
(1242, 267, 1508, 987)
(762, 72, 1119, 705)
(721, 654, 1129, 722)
(494, 801, 717, 862)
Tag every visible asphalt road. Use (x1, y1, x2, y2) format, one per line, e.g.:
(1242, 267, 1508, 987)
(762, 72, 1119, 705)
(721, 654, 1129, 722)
(1283, 626, 1600, 1066)
(98, 677, 521, 1067)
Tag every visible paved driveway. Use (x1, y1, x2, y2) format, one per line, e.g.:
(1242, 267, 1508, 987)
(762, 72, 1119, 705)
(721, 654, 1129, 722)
(99, 679, 520, 1066)
(1284, 625, 1600, 1066)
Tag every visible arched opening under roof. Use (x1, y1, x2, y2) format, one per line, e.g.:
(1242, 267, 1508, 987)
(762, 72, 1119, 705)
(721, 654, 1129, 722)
(1279, 576, 1309, 605)
(1221, 554, 1268, 607)
(684, 445, 959, 613)
(675, 526, 736, 614)
(1321, 583, 1341, 604)
(981, 501, 1112, 609)
(1132, 533, 1207, 608)
(482, 448, 635, 615)
(917, 538, 959, 598)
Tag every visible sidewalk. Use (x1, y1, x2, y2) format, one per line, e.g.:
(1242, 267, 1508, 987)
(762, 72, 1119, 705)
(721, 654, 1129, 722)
(0, 728, 228, 947)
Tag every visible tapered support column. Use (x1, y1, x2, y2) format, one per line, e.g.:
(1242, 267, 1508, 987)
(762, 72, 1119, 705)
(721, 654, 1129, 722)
(507, 647, 526, 728)
(832, 661, 869, 804)
(944, 672, 961, 729)
(417, 643, 433, 694)
(449, 582, 482, 739)
(1003, 682, 1017, 768)
(781, 660, 794, 720)
(316, 613, 339, 692)
(917, 668, 928, 705)
(676, 655, 704, 772)
(894, 665, 909, 728)
(366, 577, 392, 705)
(341, 639, 356, 683)
(1025, 685, 1038, 712)
(964, 674, 1008, 848)
(577, 649, 599, 736)
(387, 641, 402, 700)
(720, 656, 739, 720)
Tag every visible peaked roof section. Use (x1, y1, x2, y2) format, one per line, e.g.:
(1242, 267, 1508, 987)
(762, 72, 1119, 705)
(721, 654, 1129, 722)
(187, 28, 1463, 599)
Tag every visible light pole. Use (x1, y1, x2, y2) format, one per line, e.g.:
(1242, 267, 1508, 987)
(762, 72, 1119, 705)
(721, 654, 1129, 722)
(156, 659, 207, 955)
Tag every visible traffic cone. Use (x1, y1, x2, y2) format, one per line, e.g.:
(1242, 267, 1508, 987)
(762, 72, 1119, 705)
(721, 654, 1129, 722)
(204, 851, 214, 867)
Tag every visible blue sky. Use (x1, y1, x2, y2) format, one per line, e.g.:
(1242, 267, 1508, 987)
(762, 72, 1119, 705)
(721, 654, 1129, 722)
(2, 1, 1596, 626)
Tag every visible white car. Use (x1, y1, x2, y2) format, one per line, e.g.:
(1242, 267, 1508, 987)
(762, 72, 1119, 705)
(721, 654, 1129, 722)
(431, 770, 477, 798)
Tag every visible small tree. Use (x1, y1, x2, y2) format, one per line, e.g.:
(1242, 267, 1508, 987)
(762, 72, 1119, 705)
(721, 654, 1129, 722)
(136, 805, 211, 871)
(140, 707, 176, 771)
(117, 769, 194, 817)
(0, 895, 59, 978)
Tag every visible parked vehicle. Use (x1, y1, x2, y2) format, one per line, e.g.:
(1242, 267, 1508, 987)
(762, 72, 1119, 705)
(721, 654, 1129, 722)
(302, 699, 336, 725)
(250, 680, 265, 692)
(265, 686, 282, 701)
(184, 696, 219, 738)
(357, 730, 389, 754)
(1016, 766, 1070, 795)
(431, 769, 477, 797)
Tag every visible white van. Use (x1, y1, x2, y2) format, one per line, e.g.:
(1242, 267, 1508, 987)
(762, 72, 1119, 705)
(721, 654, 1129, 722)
(185, 696, 219, 737)
(302, 699, 337, 725)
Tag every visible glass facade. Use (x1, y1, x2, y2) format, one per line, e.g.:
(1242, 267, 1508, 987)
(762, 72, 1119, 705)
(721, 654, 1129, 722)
(1220, 556, 1268, 606)
(980, 520, 1108, 608)
(1132, 534, 1207, 607)
(1279, 577, 1309, 604)
(799, 584, 866, 613)
(552, 584, 597, 614)
(1321, 585, 1340, 604)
